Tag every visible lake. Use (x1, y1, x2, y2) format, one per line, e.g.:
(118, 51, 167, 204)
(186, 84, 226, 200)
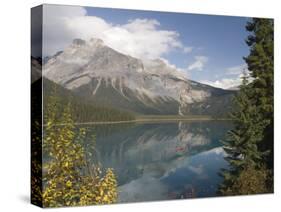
(80, 120, 233, 203)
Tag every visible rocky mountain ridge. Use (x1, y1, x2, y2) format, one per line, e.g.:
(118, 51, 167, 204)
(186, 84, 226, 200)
(43, 38, 235, 116)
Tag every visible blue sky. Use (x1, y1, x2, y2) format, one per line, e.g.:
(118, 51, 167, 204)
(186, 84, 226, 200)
(42, 4, 251, 89)
(85, 7, 250, 84)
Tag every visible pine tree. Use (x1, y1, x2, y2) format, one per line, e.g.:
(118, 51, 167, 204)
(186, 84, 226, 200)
(223, 74, 266, 168)
(219, 18, 274, 194)
(244, 18, 274, 167)
(219, 74, 268, 193)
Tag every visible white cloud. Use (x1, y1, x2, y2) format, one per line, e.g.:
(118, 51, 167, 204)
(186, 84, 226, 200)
(160, 58, 189, 78)
(183, 46, 193, 53)
(187, 56, 208, 71)
(42, 5, 88, 57)
(226, 64, 248, 75)
(199, 64, 250, 90)
(42, 5, 189, 60)
(200, 75, 243, 90)
(104, 19, 183, 59)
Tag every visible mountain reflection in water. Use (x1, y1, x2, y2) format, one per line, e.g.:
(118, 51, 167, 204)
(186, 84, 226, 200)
(80, 121, 233, 203)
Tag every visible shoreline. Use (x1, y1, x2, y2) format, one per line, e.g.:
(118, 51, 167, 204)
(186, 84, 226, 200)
(46, 117, 232, 126)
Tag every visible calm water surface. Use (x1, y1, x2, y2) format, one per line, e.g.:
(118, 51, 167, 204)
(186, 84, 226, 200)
(81, 121, 233, 203)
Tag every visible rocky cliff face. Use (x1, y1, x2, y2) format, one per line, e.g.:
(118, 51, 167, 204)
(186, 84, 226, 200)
(43, 38, 234, 116)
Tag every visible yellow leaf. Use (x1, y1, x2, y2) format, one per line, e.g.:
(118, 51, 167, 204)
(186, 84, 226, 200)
(103, 195, 108, 202)
(66, 180, 72, 187)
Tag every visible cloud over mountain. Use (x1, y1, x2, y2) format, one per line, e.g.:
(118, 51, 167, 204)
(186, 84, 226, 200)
(41, 5, 191, 59)
(200, 64, 249, 89)
(200, 77, 243, 90)
(187, 56, 208, 71)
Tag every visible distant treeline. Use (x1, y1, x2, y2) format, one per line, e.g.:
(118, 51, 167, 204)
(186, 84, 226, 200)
(43, 78, 135, 123)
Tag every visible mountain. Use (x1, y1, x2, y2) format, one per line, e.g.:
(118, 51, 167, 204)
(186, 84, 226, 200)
(43, 38, 235, 117)
(32, 57, 135, 122)
(31, 56, 42, 83)
(43, 77, 135, 123)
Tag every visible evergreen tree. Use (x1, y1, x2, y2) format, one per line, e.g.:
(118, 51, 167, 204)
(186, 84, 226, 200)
(219, 18, 274, 194)
(244, 18, 274, 167)
(219, 74, 267, 193)
(223, 74, 266, 169)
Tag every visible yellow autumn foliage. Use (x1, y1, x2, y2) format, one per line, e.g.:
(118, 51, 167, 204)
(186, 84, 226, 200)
(31, 120, 43, 206)
(42, 95, 118, 207)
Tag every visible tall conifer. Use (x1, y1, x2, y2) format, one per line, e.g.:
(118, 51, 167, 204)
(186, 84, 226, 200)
(244, 18, 274, 167)
(219, 18, 274, 194)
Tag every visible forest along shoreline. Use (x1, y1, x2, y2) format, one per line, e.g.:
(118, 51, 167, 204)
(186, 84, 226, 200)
(44, 115, 233, 126)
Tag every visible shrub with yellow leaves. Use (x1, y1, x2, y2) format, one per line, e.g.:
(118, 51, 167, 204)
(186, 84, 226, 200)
(31, 81, 43, 207)
(42, 93, 118, 207)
